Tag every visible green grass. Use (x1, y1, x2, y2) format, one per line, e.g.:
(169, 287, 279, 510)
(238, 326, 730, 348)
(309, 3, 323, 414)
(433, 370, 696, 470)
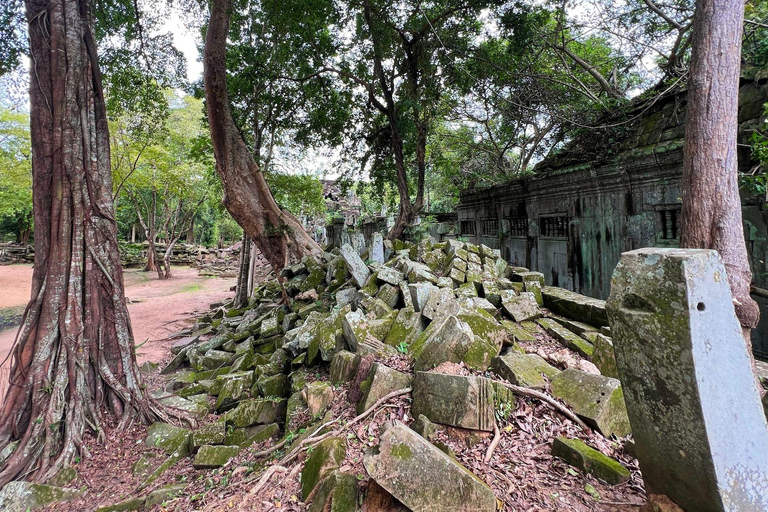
(179, 283, 204, 293)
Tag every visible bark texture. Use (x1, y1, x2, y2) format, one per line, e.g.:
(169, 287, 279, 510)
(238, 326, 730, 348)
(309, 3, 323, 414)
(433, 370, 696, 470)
(233, 231, 251, 308)
(0, 0, 180, 486)
(680, 0, 760, 336)
(203, 0, 322, 272)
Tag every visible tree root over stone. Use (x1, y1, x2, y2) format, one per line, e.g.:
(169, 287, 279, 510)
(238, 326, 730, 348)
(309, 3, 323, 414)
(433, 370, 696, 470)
(240, 387, 413, 508)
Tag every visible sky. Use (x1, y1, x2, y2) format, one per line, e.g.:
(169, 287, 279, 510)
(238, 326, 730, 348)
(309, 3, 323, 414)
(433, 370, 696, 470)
(163, 10, 204, 83)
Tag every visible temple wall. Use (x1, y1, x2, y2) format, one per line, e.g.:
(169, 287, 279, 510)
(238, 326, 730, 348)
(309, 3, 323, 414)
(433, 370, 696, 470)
(458, 76, 768, 356)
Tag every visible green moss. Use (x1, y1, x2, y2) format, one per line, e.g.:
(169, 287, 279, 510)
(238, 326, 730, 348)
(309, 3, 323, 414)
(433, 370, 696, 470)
(361, 272, 380, 295)
(359, 377, 372, 396)
(328, 473, 358, 512)
(301, 437, 347, 499)
(383, 318, 409, 347)
(552, 437, 629, 485)
(461, 338, 495, 371)
(226, 308, 245, 318)
(95, 498, 146, 511)
(391, 443, 413, 460)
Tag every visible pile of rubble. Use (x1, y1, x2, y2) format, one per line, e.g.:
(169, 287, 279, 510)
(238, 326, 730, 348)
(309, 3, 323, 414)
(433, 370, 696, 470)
(0, 243, 32, 264)
(195, 244, 243, 277)
(3, 238, 645, 511)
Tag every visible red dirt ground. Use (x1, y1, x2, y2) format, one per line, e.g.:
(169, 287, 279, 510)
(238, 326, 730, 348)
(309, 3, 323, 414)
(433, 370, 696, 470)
(0, 265, 236, 368)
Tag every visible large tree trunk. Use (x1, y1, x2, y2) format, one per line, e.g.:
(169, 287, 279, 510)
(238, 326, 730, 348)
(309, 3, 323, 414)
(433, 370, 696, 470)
(203, 0, 321, 273)
(0, 0, 181, 486)
(680, 0, 760, 341)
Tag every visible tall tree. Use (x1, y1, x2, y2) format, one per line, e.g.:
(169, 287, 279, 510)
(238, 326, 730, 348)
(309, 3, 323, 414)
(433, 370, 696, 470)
(112, 93, 212, 278)
(204, 0, 322, 274)
(680, 0, 760, 339)
(331, 0, 494, 240)
(0, 0, 183, 486)
(0, 107, 33, 243)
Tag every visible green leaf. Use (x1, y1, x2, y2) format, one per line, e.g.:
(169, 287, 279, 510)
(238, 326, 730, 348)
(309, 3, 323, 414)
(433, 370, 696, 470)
(585, 483, 601, 501)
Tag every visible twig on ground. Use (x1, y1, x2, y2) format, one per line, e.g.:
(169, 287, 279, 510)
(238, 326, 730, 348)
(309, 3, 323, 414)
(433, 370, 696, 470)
(242, 464, 288, 505)
(493, 380, 590, 431)
(244, 387, 413, 484)
(484, 419, 501, 464)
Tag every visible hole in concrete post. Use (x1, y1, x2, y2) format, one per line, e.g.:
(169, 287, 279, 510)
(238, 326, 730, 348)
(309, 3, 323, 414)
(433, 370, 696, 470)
(697, 302, 705, 312)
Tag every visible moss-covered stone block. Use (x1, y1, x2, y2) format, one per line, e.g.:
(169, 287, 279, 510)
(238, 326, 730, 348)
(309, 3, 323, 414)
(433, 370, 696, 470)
(191, 421, 226, 451)
(537, 318, 594, 358)
(144, 483, 188, 508)
(193, 349, 235, 371)
(308, 305, 351, 364)
(490, 353, 558, 389)
(145, 422, 190, 455)
(411, 372, 497, 431)
(524, 280, 544, 306)
(542, 286, 608, 327)
(341, 309, 369, 351)
(551, 369, 630, 437)
(301, 437, 347, 499)
(383, 307, 424, 347)
(500, 320, 536, 343)
(225, 398, 288, 427)
(552, 437, 629, 485)
(592, 334, 619, 378)
(193, 444, 241, 469)
(356, 363, 412, 414)
(501, 292, 541, 323)
(364, 422, 496, 512)
(286, 391, 310, 430)
(224, 423, 280, 447)
(215, 372, 254, 413)
(194, 366, 232, 382)
(256, 373, 289, 398)
(511, 271, 545, 286)
(210, 370, 254, 396)
(376, 283, 401, 309)
(411, 314, 499, 372)
(303, 381, 334, 417)
(410, 414, 441, 441)
(330, 350, 359, 385)
(175, 382, 207, 398)
(307, 470, 359, 512)
(0, 482, 81, 512)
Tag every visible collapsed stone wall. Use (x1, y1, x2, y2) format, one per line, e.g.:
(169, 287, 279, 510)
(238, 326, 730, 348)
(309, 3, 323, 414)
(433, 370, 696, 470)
(458, 73, 768, 357)
(81, 237, 640, 511)
(0, 243, 33, 264)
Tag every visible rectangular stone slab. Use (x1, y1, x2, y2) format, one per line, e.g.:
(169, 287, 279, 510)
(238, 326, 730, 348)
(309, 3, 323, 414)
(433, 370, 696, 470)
(411, 372, 495, 431)
(606, 248, 768, 512)
(364, 422, 496, 512)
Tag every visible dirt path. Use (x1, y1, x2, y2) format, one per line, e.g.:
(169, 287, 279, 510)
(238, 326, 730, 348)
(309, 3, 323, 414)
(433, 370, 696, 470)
(0, 265, 236, 367)
(0, 264, 33, 309)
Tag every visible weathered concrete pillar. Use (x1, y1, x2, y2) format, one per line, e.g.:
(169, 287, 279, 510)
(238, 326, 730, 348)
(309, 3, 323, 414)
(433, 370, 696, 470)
(606, 248, 768, 512)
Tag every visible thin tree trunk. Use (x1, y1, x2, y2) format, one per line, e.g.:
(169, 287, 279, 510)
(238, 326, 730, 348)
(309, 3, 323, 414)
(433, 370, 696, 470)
(0, 0, 184, 486)
(203, 0, 321, 273)
(680, 0, 760, 341)
(234, 232, 251, 308)
(147, 238, 164, 279)
(162, 247, 173, 279)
